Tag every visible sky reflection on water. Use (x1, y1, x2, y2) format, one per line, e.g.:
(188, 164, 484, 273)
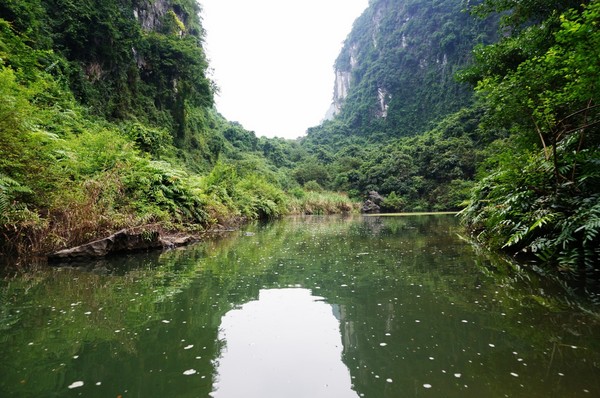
(212, 288, 358, 398)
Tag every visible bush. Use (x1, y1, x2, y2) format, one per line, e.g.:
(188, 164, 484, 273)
(381, 191, 405, 212)
(303, 180, 323, 192)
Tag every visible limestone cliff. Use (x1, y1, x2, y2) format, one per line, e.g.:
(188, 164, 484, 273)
(324, 0, 497, 137)
(33, 0, 211, 138)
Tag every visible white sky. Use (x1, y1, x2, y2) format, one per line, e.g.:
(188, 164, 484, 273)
(200, 0, 369, 140)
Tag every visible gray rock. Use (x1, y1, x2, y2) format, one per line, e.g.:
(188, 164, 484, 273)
(361, 199, 381, 214)
(160, 235, 198, 249)
(48, 229, 162, 261)
(367, 191, 385, 205)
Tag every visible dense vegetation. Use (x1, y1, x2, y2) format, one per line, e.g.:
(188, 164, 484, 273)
(459, 0, 600, 285)
(0, 0, 356, 259)
(1, 0, 598, 283)
(293, 0, 600, 284)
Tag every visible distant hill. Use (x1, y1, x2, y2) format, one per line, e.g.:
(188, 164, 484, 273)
(291, 0, 498, 210)
(320, 0, 497, 139)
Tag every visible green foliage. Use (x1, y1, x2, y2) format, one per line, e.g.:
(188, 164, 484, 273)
(0, 65, 70, 206)
(222, 122, 258, 152)
(0, 0, 48, 47)
(286, 191, 358, 215)
(462, 140, 600, 277)
(461, 0, 600, 279)
(470, 0, 583, 30)
(330, 0, 497, 138)
(234, 175, 287, 220)
(122, 159, 209, 225)
(297, 106, 490, 211)
(293, 159, 331, 187)
(303, 180, 323, 192)
(122, 121, 173, 158)
(381, 192, 405, 212)
(199, 160, 288, 220)
(162, 10, 187, 35)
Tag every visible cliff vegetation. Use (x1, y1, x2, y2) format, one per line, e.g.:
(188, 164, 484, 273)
(1, 0, 599, 284)
(0, 0, 356, 259)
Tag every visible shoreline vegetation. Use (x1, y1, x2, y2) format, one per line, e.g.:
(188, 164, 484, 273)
(1, 185, 361, 263)
(1, 0, 599, 287)
(0, 2, 360, 264)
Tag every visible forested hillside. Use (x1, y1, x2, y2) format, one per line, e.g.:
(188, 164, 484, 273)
(1, 0, 598, 281)
(291, 0, 499, 210)
(327, 0, 495, 137)
(0, 0, 354, 258)
(295, 0, 600, 283)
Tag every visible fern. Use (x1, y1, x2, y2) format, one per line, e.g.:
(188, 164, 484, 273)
(0, 174, 32, 222)
(503, 223, 529, 248)
(0, 182, 8, 221)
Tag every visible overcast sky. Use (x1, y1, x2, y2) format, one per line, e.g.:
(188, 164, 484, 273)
(200, 0, 369, 140)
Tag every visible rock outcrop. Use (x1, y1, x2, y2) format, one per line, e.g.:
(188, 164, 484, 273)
(361, 200, 381, 213)
(361, 191, 385, 213)
(48, 229, 199, 262)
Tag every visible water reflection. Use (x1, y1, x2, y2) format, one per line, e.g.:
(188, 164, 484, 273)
(1, 215, 600, 397)
(212, 288, 358, 398)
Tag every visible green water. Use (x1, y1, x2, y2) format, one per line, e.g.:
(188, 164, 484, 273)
(1, 214, 599, 397)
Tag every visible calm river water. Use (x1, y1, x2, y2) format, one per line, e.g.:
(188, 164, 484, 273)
(1, 214, 599, 397)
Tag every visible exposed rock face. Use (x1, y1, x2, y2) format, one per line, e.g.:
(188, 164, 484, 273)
(48, 230, 163, 261)
(324, 70, 352, 120)
(377, 87, 390, 118)
(361, 191, 385, 213)
(368, 190, 385, 205)
(133, 0, 170, 32)
(361, 200, 381, 213)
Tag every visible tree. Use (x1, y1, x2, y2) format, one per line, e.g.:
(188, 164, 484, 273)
(462, 0, 600, 278)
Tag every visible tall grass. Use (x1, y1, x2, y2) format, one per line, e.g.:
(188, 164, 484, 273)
(286, 191, 360, 215)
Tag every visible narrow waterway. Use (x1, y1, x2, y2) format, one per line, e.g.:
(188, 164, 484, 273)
(1, 214, 599, 397)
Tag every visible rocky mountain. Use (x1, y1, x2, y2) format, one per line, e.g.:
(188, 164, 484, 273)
(322, 0, 497, 138)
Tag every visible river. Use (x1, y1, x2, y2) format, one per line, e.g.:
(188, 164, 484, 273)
(1, 214, 599, 397)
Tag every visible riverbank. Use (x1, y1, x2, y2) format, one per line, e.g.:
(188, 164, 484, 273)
(0, 190, 360, 266)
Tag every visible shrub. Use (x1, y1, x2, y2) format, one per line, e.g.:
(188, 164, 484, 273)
(303, 180, 323, 192)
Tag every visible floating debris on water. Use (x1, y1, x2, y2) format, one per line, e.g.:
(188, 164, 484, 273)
(67, 381, 84, 389)
(183, 369, 197, 376)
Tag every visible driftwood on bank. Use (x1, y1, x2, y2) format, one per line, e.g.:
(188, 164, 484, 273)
(47, 229, 200, 262)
